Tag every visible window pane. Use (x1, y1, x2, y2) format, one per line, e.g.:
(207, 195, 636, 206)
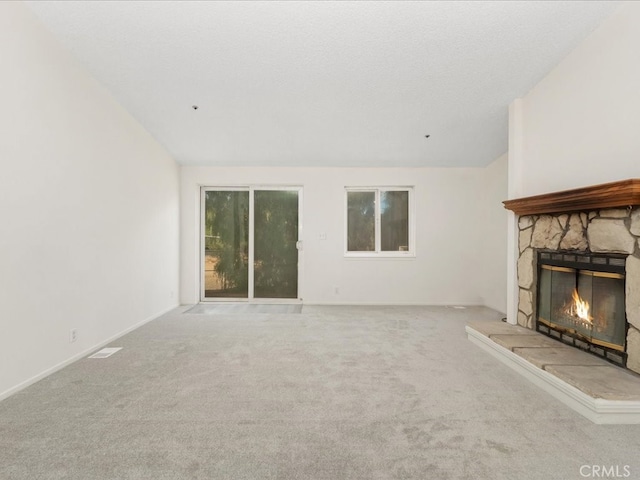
(347, 191, 375, 251)
(204, 191, 249, 297)
(381, 191, 409, 251)
(254, 190, 299, 299)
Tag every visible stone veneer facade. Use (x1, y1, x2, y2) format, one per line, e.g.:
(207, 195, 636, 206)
(517, 207, 640, 374)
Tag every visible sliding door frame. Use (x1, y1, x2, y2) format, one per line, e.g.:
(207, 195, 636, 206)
(200, 185, 303, 303)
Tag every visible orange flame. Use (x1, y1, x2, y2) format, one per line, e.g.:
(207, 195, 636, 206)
(570, 289, 592, 323)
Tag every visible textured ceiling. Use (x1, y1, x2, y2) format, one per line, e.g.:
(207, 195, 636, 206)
(25, 1, 619, 168)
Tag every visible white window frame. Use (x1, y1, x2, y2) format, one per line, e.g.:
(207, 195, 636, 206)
(344, 186, 415, 258)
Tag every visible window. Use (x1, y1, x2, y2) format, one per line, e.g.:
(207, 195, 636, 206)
(345, 187, 414, 256)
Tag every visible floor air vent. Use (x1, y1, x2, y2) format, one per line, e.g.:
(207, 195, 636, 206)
(88, 347, 122, 359)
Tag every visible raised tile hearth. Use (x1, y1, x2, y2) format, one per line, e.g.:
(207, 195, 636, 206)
(466, 320, 640, 424)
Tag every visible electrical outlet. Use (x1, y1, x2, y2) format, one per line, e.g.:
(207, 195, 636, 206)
(334, 286, 339, 295)
(70, 329, 77, 343)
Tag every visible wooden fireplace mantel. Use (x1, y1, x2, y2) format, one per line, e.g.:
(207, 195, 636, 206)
(503, 179, 640, 216)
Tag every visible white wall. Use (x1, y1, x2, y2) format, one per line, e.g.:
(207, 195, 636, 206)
(478, 154, 508, 314)
(181, 166, 503, 306)
(0, 2, 180, 399)
(506, 2, 638, 322)
(514, 2, 640, 197)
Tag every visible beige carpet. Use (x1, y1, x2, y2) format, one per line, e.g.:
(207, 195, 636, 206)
(1, 305, 640, 479)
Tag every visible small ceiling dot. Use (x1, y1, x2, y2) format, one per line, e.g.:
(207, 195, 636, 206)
(192, 105, 199, 110)
(425, 135, 430, 138)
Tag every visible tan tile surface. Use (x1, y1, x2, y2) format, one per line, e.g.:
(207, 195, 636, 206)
(469, 321, 640, 401)
(513, 346, 610, 369)
(491, 334, 561, 351)
(467, 320, 536, 337)
(545, 365, 640, 401)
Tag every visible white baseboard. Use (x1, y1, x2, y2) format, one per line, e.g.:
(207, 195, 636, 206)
(302, 301, 483, 307)
(0, 303, 179, 402)
(466, 325, 640, 425)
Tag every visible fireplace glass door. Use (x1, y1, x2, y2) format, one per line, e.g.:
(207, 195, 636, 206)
(538, 264, 626, 352)
(577, 271, 626, 349)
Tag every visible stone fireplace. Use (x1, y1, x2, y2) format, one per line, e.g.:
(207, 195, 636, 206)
(504, 179, 640, 375)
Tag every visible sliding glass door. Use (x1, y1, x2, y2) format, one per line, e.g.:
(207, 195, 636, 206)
(202, 187, 301, 301)
(203, 190, 250, 298)
(254, 190, 299, 299)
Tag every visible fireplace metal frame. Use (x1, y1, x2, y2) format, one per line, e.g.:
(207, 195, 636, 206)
(535, 250, 628, 367)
